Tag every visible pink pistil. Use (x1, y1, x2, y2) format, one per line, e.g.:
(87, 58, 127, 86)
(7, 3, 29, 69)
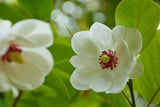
(99, 50, 118, 70)
(1, 43, 22, 63)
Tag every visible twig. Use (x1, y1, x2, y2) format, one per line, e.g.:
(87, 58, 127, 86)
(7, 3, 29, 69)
(147, 87, 160, 107)
(69, 91, 80, 103)
(66, 27, 73, 37)
(127, 80, 136, 107)
(122, 91, 132, 106)
(12, 90, 22, 107)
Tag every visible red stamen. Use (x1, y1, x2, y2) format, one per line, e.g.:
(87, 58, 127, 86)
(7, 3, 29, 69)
(99, 50, 118, 70)
(1, 43, 22, 63)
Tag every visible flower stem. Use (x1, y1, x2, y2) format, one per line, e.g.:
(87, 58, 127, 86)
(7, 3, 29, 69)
(12, 90, 22, 107)
(122, 91, 132, 106)
(147, 87, 160, 107)
(127, 80, 136, 107)
(69, 91, 80, 103)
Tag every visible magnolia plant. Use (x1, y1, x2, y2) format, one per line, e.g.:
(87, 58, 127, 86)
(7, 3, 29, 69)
(0, 0, 160, 107)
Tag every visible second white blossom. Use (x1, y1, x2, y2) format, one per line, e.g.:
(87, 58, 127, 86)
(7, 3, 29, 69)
(70, 22, 144, 93)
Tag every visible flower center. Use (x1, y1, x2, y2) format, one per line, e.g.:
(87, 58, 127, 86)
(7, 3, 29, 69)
(1, 43, 24, 63)
(101, 55, 110, 63)
(99, 49, 118, 70)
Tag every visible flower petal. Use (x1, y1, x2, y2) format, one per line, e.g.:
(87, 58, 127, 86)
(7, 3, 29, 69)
(0, 41, 9, 56)
(129, 60, 144, 79)
(70, 69, 90, 90)
(115, 40, 135, 74)
(70, 55, 100, 69)
(4, 48, 53, 90)
(89, 71, 112, 92)
(105, 41, 133, 93)
(71, 68, 113, 92)
(0, 20, 11, 31)
(112, 26, 126, 48)
(0, 20, 14, 56)
(10, 86, 19, 98)
(106, 71, 129, 94)
(0, 62, 18, 97)
(0, 70, 10, 92)
(90, 22, 113, 50)
(125, 28, 142, 55)
(71, 31, 99, 55)
(11, 19, 53, 48)
(70, 68, 110, 91)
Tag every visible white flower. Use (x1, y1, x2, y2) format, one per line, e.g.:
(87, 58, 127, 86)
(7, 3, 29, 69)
(70, 22, 144, 93)
(51, 9, 79, 37)
(0, 19, 54, 97)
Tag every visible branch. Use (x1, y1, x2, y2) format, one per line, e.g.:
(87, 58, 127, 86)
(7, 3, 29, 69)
(122, 91, 132, 106)
(147, 87, 160, 107)
(127, 80, 136, 107)
(12, 90, 22, 107)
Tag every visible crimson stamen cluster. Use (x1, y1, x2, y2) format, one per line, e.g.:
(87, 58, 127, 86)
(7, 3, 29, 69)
(99, 50, 118, 70)
(1, 43, 22, 62)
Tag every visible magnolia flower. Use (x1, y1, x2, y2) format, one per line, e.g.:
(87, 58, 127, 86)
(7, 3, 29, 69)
(0, 19, 53, 97)
(70, 22, 144, 93)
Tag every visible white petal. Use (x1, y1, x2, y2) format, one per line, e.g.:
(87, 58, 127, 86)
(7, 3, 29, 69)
(89, 71, 112, 92)
(0, 20, 11, 31)
(70, 70, 90, 90)
(158, 24, 160, 30)
(105, 41, 134, 93)
(125, 28, 142, 55)
(90, 22, 113, 50)
(129, 61, 144, 79)
(0, 32, 15, 56)
(71, 68, 113, 92)
(0, 62, 18, 96)
(4, 48, 53, 90)
(10, 86, 19, 98)
(11, 19, 53, 48)
(0, 66, 10, 92)
(112, 26, 126, 48)
(70, 55, 100, 69)
(116, 40, 129, 59)
(0, 20, 15, 46)
(71, 31, 99, 55)
(0, 41, 9, 56)
(106, 71, 129, 93)
(116, 40, 135, 74)
(71, 68, 108, 91)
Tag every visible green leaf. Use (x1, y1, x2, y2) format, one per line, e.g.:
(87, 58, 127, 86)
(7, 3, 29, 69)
(116, 0, 160, 51)
(0, 3, 26, 23)
(49, 44, 75, 74)
(18, 95, 39, 107)
(0, 94, 6, 107)
(54, 60, 74, 75)
(70, 91, 102, 107)
(45, 43, 76, 100)
(99, 93, 130, 107)
(18, 0, 53, 21)
(37, 96, 69, 107)
(44, 69, 71, 100)
(55, 68, 76, 97)
(135, 30, 160, 104)
(49, 44, 75, 62)
(10, 86, 69, 107)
